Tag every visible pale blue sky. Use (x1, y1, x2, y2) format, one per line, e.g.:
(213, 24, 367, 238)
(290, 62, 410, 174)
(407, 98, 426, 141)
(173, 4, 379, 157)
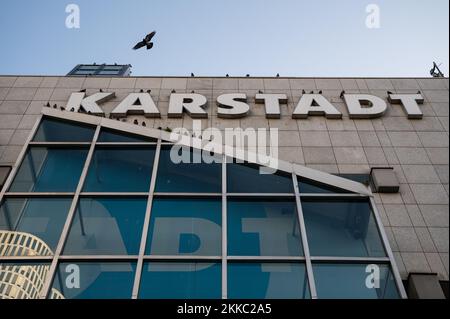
(0, 0, 448, 77)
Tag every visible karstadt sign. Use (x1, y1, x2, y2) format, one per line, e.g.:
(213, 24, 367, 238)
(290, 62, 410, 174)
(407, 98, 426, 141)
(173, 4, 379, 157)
(66, 91, 425, 120)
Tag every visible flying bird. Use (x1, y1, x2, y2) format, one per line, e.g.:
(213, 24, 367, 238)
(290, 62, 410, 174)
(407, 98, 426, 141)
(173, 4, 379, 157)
(133, 31, 157, 50)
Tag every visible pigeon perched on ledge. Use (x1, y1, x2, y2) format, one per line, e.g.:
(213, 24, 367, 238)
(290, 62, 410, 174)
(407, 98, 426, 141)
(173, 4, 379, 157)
(133, 31, 156, 50)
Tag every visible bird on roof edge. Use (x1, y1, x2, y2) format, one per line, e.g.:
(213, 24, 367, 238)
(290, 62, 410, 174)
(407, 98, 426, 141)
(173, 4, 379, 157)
(133, 31, 157, 50)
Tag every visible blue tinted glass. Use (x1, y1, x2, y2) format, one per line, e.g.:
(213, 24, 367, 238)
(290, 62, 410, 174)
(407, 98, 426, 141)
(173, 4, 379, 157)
(228, 263, 309, 299)
(228, 200, 303, 256)
(63, 198, 147, 255)
(146, 198, 221, 255)
(156, 146, 222, 193)
(139, 262, 221, 299)
(33, 118, 95, 142)
(313, 263, 400, 299)
(298, 178, 351, 194)
(51, 262, 136, 299)
(83, 147, 155, 192)
(302, 199, 386, 257)
(9, 147, 88, 192)
(0, 198, 72, 253)
(227, 162, 293, 193)
(98, 129, 156, 143)
(0, 263, 52, 299)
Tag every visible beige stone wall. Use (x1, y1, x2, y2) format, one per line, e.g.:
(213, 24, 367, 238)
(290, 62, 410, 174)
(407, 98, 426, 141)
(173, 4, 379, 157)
(0, 75, 448, 280)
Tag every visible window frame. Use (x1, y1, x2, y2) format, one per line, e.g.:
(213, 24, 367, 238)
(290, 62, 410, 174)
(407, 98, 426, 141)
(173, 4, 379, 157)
(0, 114, 407, 299)
(82, 145, 157, 193)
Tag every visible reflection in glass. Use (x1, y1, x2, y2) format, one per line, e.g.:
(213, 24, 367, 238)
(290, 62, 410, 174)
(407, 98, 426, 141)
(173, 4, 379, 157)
(98, 128, 156, 143)
(298, 177, 351, 194)
(51, 262, 136, 299)
(83, 147, 155, 192)
(228, 263, 309, 299)
(0, 263, 63, 299)
(146, 199, 221, 256)
(33, 118, 95, 142)
(228, 200, 303, 256)
(156, 146, 222, 193)
(0, 198, 72, 252)
(64, 198, 147, 255)
(227, 162, 293, 193)
(313, 263, 399, 299)
(139, 262, 221, 299)
(9, 147, 88, 192)
(302, 199, 386, 257)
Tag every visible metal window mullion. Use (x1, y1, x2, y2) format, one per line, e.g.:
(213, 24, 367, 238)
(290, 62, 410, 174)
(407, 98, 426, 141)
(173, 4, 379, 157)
(95, 142, 157, 146)
(79, 192, 149, 197)
(310, 256, 390, 263)
(57, 255, 139, 261)
(227, 256, 306, 262)
(0, 114, 43, 201)
(5, 192, 75, 197)
(153, 192, 221, 197)
(39, 124, 101, 299)
(292, 173, 317, 299)
(0, 256, 54, 262)
(28, 142, 92, 147)
(300, 193, 366, 198)
(226, 193, 295, 197)
(142, 255, 222, 261)
(131, 139, 161, 299)
(221, 154, 227, 299)
(369, 197, 408, 299)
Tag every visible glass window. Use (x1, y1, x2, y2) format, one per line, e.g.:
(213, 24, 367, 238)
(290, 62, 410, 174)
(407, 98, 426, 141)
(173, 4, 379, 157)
(98, 128, 156, 143)
(228, 199, 303, 256)
(102, 66, 123, 70)
(146, 198, 221, 256)
(63, 198, 147, 255)
(83, 147, 155, 192)
(227, 162, 293, 193)
(155, 146, 222, 193)
(228, 263, 309, 299)
(51, 262, 136, 299)
(0, 198, 72, 253)
(98, 71, 122, 75)
(313, 263, 399, 299)
(139, 262, 221, 299)
(9, 147, 88, 192)
(302, 199, 386, 257)
(298, 177, 351, 194)
(33, 118, 95, 142)
(0, 262, 52, 299)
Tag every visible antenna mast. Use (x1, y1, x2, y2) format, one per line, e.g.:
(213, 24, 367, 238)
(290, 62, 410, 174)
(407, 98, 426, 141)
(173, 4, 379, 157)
(430, 62, 445, 78)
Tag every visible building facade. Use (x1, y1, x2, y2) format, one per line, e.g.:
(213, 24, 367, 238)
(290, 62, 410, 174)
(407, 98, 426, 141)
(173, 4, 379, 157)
(0, 75, 448, 299)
